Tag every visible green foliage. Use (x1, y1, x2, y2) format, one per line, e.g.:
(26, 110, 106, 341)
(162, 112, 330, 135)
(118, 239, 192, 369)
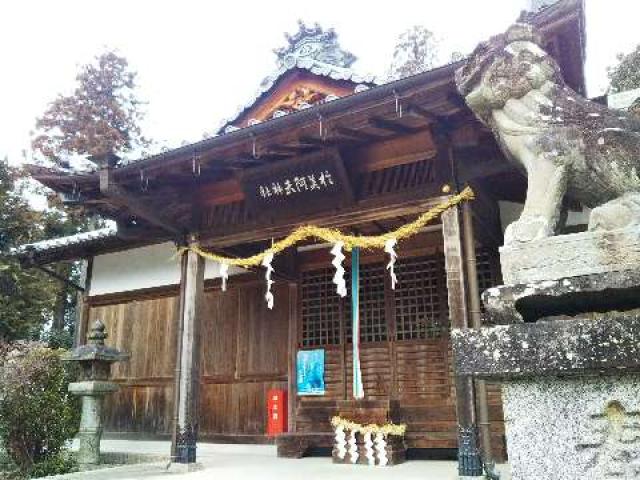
(28, 451, 77, 478)
(0, 160, 59, 342)
(0, 343, 79, 478)
(389, 26, 439, 81)
(608, 45, 640, 93)
(42, 329, 75, 350)
(32, 50, 149, 167)
(18, 49, 148, 337)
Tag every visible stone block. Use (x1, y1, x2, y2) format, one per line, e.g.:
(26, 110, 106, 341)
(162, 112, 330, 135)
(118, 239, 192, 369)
(166, 462, 204, 473)
(502, 375, 640, 480)
(499, 226, 640, 284)
(452, 311, 640, 379)
(482, 268, 640, 324)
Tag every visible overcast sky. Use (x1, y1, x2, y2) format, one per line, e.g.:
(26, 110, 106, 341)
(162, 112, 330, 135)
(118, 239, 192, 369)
(1, 0, 639, 164)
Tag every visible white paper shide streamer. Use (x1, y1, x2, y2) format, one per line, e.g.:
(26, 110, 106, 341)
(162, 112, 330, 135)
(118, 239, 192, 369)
(334, 425, 347, 459)
(384, 238, 398, 290)
(219, 262, 229, 292)
(374, 432, 388, 466)
(331, 241, 347, 297)
(347, 430, 359, 463)
(262, 252, 275, 309)
(364, 431, 375, 465)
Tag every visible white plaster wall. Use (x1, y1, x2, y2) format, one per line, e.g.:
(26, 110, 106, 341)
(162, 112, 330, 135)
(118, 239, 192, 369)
(498, 201, 590, 233)
(89, 242, 244, 296)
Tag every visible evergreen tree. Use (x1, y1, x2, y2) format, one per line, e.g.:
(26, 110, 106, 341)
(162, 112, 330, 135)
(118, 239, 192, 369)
(32, 50, 149, 168)
(608, 45, 640, 93)
(0, 159, 59, 342)
(25, 50, 149, 335)
(388, 26, 439, 81)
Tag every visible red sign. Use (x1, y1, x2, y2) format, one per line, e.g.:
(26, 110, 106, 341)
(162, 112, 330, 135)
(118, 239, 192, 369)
(267, 388, 288, 436)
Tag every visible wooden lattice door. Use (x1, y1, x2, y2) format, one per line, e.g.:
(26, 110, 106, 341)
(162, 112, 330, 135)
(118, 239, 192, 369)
(299, 252, 451, 400)
(392, 253, 451, 402)
(297, 247, 500, 447)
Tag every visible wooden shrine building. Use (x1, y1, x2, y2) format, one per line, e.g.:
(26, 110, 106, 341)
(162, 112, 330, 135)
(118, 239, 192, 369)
(15, 0, 587, 472)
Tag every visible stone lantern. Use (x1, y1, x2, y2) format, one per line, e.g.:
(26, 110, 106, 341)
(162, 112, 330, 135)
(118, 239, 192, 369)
(64, 320, 128, 468)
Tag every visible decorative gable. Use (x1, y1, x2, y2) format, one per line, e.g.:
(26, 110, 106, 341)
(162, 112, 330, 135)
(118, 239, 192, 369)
(219, 21, 381, 134)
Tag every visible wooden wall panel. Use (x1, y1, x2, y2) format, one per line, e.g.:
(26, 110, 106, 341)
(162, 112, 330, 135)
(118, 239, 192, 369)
(90, 295, 179, 435)
(200, 289, 239, 378)
(345, 344, 392, 399)
(199, 381, 287, 437)
(394, 340, 452, 401)
(92, 278, 292, 440)
(104, 385, 174, 435)
(198, 281, 290, 438)
(236, 283, 289, 378)
(89, 296, 178, 380)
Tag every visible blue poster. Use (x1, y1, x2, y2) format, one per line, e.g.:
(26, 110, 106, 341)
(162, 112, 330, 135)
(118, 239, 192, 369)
(297, 349, 325, 396)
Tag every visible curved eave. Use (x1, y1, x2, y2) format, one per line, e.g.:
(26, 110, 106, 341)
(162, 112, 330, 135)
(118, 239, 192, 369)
(216, 60, 381, 135)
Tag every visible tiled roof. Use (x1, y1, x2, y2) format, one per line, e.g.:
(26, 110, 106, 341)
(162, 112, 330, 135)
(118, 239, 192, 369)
(217, 57, 382, 135)
(11, 226, 118, 256)
(607, 88, 640, 110)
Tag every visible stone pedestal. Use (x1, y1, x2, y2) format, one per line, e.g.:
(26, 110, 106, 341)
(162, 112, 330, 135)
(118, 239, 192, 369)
(502, 376, 640, 479)
(452, 227, 640, 480)
(499, 226, 640, 285)
(69, 381, 118, 468)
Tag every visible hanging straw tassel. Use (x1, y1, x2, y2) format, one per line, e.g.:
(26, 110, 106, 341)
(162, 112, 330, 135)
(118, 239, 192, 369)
(384, 238, 398, 290)
(262, 252, 275, 309)
(331, 241, 347, 297)
(219, 262, 229, 291)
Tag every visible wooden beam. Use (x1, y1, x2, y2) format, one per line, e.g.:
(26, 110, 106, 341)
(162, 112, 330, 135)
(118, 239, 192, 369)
(297, 135, 352, 148)
(221, 156, 266, 167)
(442, 204, 468, 329)
(202, 189, 448, 248)
(171, 240, 205, 463)
(115, 221, 170, 242)
(469, 183, 504, 248)
(287, 282, 298, 433)
(100, 168, 183, 236)
(36, 265, 85, 292)
(441, 205, 482, 474)
(197, 179, 244, 206)
(297, 135, 327, 146)
(405, 104, 440, 124)
(334, 126, 383, 142)
(446, 92, 467, 109)
(74, 257, 93, 347)
(368, 117, 419, 135)
(351, 130, 437, 173)
(265, 144, 309, 154)
(260, 149, 297, 158)
(461, 202, 495, 464)
(372, 220, 387, 233)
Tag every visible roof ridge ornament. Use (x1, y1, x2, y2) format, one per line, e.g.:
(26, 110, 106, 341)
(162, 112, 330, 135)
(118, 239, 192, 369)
(274, 19, 357, 69)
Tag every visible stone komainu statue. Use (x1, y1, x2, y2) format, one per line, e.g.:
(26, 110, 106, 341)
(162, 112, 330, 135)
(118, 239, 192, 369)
(456, 23, 640, 245)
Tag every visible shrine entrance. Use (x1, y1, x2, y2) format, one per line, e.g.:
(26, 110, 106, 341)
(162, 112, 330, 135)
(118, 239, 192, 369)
(287, 228, 505, 458)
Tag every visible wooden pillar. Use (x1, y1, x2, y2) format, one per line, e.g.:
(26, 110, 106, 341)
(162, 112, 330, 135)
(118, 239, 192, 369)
(462, 202, 495, 467)
(442, 206, 482, 477)
(287, 282, 298, 433)
(171, 237, 205, 464)
(73, 257, 93, 347)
